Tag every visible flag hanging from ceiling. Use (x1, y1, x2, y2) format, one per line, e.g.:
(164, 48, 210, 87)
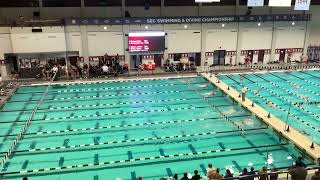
(247, 0, 264, 7)
(294, 0, 311, 10)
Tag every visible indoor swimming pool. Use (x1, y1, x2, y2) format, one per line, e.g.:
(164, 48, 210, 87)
(217, 69, 320, 146)
(0, 76, 313, 180)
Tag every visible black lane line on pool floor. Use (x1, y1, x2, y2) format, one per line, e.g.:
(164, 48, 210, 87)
(225, 75, 320, 133)
(258, 73, 320, 120)
(0, 142, 288, 175)
(22, 75, 199, 88)
(0, 127, 268, 155)
(249, 74, 320, 130)
(9, 88, 213, 103)
(1, 96, 225, 113)
(0, 104, 218, 124)
(2, 115, 251, 138)
(290, 72, 320, 88)
(16, 81, 206, 94)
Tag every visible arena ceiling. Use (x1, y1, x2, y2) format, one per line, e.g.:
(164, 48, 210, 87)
(0, 0, 319, 7)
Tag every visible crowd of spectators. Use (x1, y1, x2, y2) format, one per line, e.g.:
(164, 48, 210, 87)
(135, 157, 319, 180)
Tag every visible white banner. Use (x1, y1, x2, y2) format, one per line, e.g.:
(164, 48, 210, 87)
(269, 0, 291, 7)
(294, 0, 311, 10)
(248, 0, 264, 7)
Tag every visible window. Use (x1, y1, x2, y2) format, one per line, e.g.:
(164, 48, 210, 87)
(84, 0, 122, 6)
(0, 0, 39, 7)
(43, 0, 81, 7)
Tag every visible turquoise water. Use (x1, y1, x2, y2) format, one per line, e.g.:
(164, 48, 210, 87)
(218, 70, 320, 145)
(0, 76, 312, 180)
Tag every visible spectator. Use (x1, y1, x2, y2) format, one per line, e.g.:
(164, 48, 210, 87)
(101, 64, 109, 77)
(173, 174, 178, 180)
(224, 169, 233, 178)
(297, 156, 307, 168)
(289, 161, 307, 180)
(206, 163, 216, 179)
(137, 63, 143, 76)
(311, 169, 320, 180)
(192, 170, 201, 180)
(269, 168, 278, 180)
(258, 166, 268, 180)
(181, 173, 190, 180)
(239, 168, 249, 180)
(248, 167, 255, 180)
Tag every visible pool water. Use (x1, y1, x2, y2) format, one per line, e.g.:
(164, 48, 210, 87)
(218, 69, 320, 145)
(0, 76, 312, 180)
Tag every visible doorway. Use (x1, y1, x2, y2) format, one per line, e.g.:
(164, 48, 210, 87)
(279, 49, 286, 62)
(5, 54, 18, 73)
(154, 55, 162, 67)
(213, 50, 226, 65)
(257, 50, 265, 64)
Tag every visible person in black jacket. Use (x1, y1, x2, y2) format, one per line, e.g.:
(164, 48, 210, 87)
(191, 170, 200, 180)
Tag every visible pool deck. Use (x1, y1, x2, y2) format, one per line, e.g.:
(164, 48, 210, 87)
(202, 73, 320, 161)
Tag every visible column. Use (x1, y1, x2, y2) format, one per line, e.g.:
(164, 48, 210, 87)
(38, 0, 43, 18)
(270, 21, 277, 63)
(0, 64, 11, 80)
(80, 0, 85, 18)
(235, 0, 239, 15)
(163, 25, 169, 67)
(235, 22, 241, 65)
(303, 21, 311, 55)
(80, 25, 89, 64)
(200, 23, 207, 67)
(121, 0, 126, 18)
(122, 25, 130, 72)
(160, 0, 165, 16)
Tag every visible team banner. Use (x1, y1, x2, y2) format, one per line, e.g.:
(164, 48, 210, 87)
(247, 0, 264, 7)
(294, 0, 311, 10)
(65, 14, 311, 25)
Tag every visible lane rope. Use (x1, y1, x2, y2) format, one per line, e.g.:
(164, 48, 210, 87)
(0, 142, 287, 175)
(16, 82, 205, 94)
(1, 114, 251, 138)
(0, 127, 268, 155)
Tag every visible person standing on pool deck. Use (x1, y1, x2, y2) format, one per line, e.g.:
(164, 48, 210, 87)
(242, 86, 247, 102)
(289, 161, 307, 180)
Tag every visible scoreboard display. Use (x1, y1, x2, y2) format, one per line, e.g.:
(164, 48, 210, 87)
(128, 32, 165, 52)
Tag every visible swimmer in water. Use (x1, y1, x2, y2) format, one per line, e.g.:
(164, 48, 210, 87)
(291, 83, 300, 89)
(253, 88, 262, 95)
(198, 84, 208, 88)
(236, 119, 254, 126)
(266, 101, 274, 108)
(202, 91, 215, 96)
(301, 95, 309, 100)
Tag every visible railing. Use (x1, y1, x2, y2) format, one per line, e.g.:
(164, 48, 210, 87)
(220, 165, 320, 180)
(0, 72, 57, 165)
(196, 63, 320, 74)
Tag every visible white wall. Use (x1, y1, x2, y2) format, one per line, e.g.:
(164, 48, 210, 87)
(87, 31, 124, 56)
(0, 33, 12, 59)
(275, 27, 305, 49)
(205, 29, 238, 52)
(66, 32, 82, 56)
(240, 28, 273, 50)
(167, 30, 201, 53)
(10, 27, 66, 53)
